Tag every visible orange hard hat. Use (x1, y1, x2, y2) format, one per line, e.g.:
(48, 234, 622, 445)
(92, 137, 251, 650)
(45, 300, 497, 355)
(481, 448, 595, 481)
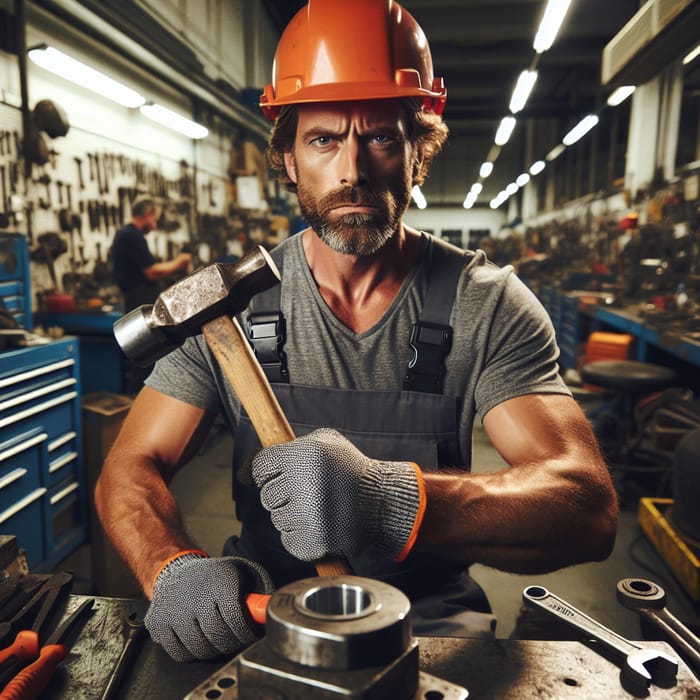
(260, 0, 447, 121)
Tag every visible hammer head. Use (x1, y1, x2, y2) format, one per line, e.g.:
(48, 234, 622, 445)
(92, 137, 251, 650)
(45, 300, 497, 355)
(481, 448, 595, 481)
(114, 246, 280, 366)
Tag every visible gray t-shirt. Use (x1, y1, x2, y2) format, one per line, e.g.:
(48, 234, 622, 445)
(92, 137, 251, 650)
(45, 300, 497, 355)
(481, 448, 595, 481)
(146, 232, 569, 466)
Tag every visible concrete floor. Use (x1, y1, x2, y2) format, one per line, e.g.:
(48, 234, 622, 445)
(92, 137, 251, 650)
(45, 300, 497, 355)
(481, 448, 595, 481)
(61, 396, 700, 644)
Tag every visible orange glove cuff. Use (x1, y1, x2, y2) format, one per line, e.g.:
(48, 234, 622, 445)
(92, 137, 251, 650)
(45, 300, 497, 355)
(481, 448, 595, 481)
(152, 548, 209, 591)
(394, 463, 427, 563)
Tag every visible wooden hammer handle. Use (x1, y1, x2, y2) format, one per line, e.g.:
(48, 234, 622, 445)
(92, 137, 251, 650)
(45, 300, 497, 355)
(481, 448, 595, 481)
(202, 314, 351, 578)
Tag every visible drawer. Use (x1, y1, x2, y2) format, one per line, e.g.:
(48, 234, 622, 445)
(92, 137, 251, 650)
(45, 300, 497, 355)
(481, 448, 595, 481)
(48, 478, 86, 565)
(0, 487, 47, 569)
(0, 429, 47, 508)
(0, 280, 22, 296)
(47, 431, 79, 488)
(0, 381, 78, 441)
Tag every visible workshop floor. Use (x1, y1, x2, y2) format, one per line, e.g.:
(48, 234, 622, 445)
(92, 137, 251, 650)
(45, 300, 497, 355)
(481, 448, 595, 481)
(60, 393, 700, 643)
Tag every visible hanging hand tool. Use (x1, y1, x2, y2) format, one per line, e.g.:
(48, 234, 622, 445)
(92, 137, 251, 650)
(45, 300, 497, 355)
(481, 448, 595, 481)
(113, 247, 351, 577)
(0, 572, 73, 690)
(617, 578, 700, 677)
(0, 598, 93, 699)
(74, 157, 84, 191)
(523, 585, 678, 693)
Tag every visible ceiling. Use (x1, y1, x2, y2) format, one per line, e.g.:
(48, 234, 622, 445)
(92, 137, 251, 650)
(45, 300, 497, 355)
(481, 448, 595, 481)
(259, 0, 648, 208)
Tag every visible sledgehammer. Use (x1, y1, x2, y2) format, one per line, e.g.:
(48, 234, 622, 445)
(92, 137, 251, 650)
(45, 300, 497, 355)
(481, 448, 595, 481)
(113, 246, 351, 577)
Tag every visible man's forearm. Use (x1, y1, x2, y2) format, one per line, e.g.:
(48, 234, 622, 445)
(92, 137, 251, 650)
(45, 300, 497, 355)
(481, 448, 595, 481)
(416, 459, 617, 574)
(95, 453, 196, 598)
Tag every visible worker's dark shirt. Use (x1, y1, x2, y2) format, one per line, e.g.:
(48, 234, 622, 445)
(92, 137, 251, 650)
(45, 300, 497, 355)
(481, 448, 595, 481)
(111, 223, 159, 311)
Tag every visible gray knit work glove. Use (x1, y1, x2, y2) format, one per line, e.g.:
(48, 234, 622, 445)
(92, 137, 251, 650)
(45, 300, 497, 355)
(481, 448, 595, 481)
(251, 428, 426, 563)
(144, 554, 274, 662)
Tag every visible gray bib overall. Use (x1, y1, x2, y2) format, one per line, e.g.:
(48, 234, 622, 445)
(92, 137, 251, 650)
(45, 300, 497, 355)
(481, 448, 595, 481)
(223, 236, 496, 638)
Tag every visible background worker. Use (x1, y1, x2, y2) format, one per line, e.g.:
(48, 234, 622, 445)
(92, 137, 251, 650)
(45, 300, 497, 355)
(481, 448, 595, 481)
(111, 194, 192, 393)
(95, 0, 618, 663)
(111, 194, 192, 312)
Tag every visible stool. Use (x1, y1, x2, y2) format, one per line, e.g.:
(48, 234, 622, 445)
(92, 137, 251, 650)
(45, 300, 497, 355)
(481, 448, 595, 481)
(580, 360, 679, 504)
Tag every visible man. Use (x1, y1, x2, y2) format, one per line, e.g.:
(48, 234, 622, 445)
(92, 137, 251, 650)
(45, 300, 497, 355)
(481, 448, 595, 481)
(111, 194, 191, 392)
(95, 0, 617, 663)
(111, 194, 191, 312)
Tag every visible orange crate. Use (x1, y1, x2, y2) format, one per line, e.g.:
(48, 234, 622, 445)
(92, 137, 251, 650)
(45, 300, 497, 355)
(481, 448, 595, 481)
(583, 332, 634, 391)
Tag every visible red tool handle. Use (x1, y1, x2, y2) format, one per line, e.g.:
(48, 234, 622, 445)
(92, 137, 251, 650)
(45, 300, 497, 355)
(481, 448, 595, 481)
(0, 630, 39, 667)
(0, 643, 67, 700)
(245, 593, 271, 625)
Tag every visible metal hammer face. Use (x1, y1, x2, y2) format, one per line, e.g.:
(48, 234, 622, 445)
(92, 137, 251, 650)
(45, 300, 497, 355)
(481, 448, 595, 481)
(113, 246, 280, 367)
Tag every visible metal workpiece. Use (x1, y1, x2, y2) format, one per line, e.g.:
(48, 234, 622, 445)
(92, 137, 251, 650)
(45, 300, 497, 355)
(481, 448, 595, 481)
(616, 578, 700, 676)
(113, 246, 281, 367)
(185, 576, 469, 700)
(265, 576, 411, 670)
(523, 585, 679, 693)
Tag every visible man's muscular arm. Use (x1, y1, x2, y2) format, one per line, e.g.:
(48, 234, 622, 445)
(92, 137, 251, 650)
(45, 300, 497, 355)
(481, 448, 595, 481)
(94, 387, 216, 598)
(416, 393, 618, 573)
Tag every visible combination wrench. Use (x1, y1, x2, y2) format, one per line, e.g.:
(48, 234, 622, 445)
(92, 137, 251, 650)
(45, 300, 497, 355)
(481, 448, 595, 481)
(523, 584, 678, 692)
(617, 577, 700, 678)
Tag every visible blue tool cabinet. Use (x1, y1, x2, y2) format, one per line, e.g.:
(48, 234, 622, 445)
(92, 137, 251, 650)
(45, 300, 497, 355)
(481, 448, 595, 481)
(0, 233, 32, 330)
(0, 338, 87, 570)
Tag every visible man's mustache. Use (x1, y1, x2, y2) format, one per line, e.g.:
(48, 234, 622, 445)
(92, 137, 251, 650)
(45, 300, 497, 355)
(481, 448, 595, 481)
(318, 187, 381, 211)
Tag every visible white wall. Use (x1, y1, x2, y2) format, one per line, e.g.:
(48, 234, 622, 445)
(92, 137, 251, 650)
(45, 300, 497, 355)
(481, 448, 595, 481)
(404, 206, 506, 248)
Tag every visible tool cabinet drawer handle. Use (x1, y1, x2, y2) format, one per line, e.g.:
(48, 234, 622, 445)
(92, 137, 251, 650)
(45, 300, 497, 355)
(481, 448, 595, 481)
(0, 432, 48, 462)
(50, 481, 79, 505)
(0, 359, 75, 389)
(0, 392, 78, 429)
(0, 378, 77, 412)
(48, 431, 77, 452)
(0, 467, 28, 491)
(49, 451, 77, 474)
(0, 487, 47, 524)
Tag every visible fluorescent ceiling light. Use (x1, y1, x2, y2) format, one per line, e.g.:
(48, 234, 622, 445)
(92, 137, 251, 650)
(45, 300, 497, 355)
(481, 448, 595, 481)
(463, 192, 477, 209)
(411, 185, 427, 209)
(506, 182, 519, 196)
(516, 173, 530, 187)
(494, 116, 517, 146)
(479, 161, 494, 178)
(545, 143, 565, 161)
(533, 0, 572, 53)
(529, 160, 546, 175)
(562, 114, 599, 145)
(607, 86, 635, 107)
(509, 70, 538, 113)
(28, 45, 145, 108)
(683, 43, 700, 65)
(470, 182, 483, 195)
(139, 103, 209, 139)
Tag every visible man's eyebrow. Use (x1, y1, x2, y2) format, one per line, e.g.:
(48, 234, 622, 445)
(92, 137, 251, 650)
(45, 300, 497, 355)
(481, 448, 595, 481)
(300, 126, 339, 141)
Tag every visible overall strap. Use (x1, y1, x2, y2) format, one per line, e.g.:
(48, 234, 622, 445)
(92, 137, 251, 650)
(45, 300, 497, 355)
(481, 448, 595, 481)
(403, 236, 469, 394)
(245, 253, 289, 383)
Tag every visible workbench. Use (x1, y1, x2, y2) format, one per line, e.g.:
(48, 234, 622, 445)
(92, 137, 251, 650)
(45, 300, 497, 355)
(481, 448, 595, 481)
(41, 596, 699, 699)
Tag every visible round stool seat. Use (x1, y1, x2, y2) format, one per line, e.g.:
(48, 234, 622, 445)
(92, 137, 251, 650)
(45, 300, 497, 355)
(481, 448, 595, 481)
(581, 360, 677, 393)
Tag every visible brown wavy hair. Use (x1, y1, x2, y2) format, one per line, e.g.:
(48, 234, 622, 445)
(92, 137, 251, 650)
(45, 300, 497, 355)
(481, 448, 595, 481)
(265, 100, 449, 193)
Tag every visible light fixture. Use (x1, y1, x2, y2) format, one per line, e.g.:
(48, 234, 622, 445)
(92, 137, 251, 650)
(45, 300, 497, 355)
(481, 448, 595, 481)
(533, 0, 572, 54)
(463, 191, 477, 209)
(682, 43, 700, 65)
(529, 160, 546, 175)
(607, 86, 635, 107)
(545, 143, 566, 161)
(494, 116, 517, 146)
(139, 103, 209, 139)
(516, 172, 530, 187)
(562, 114, 599, 146)
(506, 182, 519, 196)
(28, 45, 146, 108)
(470, 182, 483, 195)
(411, 185, 427, 209)
(509, 70, 538, 113)
(479, 161, 494, 178)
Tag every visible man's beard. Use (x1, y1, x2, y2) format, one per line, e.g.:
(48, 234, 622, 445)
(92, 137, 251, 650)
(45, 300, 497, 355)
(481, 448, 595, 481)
(296, 181, 411, 256)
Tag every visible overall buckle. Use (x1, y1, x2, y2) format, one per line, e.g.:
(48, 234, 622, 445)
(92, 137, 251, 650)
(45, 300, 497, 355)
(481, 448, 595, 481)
(403, 321, 453, 393)
(247, 312, 289, 383)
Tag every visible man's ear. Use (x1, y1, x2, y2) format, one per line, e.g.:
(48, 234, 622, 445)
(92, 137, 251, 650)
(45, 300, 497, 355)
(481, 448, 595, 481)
(284, 151, 298, 184)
